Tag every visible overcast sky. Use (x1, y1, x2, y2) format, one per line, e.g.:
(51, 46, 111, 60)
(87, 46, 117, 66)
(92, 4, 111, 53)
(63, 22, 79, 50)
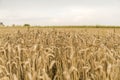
(0, 0, 120, 26)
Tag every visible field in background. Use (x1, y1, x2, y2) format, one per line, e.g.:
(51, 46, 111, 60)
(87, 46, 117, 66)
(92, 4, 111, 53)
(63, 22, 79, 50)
(0, 27, 120, 80)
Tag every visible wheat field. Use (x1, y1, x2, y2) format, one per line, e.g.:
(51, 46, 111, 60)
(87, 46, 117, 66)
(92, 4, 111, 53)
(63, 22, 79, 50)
(0, 27, 120, 80)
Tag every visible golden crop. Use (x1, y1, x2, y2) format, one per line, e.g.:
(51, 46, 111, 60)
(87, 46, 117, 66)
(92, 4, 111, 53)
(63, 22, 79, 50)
(0, 27, 120, 80)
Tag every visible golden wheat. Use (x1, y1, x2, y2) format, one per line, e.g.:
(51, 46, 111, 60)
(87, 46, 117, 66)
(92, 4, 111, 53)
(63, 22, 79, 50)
(0, 27, 120, 80)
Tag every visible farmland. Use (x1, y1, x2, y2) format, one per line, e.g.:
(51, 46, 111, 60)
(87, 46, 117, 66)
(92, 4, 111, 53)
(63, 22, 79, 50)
(0, 27, 120, 80)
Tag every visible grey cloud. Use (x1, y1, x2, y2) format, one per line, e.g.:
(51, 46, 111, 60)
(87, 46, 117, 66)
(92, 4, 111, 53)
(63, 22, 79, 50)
(0, 0, 120, 25)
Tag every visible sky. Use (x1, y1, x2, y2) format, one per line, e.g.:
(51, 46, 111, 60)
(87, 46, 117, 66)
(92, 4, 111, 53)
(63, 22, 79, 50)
(0, 0, 120, 26)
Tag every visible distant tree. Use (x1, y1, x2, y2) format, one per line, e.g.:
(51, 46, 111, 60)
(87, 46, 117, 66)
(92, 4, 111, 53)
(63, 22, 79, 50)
(0, 22, 4, 26)
(12, 24, 15, 27)
(24, 24, 30, 27)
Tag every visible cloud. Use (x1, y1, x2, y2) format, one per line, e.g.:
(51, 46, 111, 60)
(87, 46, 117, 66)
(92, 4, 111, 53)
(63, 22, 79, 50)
(0, 0, 120, 25)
